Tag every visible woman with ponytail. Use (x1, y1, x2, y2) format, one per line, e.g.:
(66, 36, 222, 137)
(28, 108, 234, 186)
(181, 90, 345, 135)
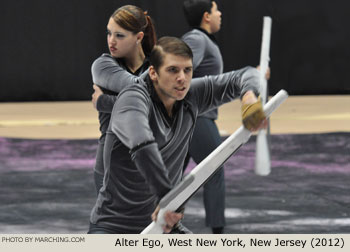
(91, 5, 157, 194)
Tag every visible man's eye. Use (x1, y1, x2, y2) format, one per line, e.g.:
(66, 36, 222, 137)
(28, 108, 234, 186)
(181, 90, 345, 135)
(168, 67, 178, 73)
(184, 68, 192, 73)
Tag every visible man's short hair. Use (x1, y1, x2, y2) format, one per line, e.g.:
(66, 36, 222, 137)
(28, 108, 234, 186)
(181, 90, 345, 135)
(150, 37, 193, 72)
(183, 0, 213, 27)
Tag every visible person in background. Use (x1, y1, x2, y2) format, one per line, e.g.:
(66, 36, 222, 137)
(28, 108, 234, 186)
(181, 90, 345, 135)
(182, 0, 226, 234)
(182, 0, 270, 233)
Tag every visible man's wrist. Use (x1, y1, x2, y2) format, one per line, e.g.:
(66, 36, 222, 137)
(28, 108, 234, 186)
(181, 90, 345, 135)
(242, 90, 257, 105)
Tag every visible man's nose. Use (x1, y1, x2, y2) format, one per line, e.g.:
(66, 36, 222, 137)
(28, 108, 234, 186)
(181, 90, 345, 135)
(177, 70, 186, 82)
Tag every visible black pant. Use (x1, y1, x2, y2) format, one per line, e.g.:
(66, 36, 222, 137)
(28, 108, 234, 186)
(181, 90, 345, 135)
(185, 117, 225, 228)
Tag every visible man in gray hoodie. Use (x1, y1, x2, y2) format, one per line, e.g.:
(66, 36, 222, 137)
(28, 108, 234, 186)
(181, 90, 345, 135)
(88, 36, 265, 234)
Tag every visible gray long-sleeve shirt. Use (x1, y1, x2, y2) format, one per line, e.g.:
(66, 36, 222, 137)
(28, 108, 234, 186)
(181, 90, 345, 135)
(90, 67, 260, 233)
(91, 54, 149, 175)
(182, 28, 224, 120)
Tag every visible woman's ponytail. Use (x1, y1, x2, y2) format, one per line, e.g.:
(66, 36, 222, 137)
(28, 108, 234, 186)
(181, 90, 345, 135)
(142, 15, 157, 56)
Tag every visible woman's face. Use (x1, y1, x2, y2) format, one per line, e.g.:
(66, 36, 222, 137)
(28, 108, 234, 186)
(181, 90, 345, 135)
(106, 18, 139, 58)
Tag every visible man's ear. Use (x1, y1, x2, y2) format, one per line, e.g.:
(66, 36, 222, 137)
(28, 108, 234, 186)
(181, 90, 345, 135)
(202, 11, 211, 23)
(149, 66, 158, 82)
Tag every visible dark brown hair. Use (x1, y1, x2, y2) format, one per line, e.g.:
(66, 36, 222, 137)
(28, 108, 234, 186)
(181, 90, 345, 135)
(150, 37, 193, 72)
(111, 5, 157, 56)
(183, 0, 213, 27)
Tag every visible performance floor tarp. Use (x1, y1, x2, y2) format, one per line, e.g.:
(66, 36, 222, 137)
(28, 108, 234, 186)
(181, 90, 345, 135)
(0, 133, 349, 233)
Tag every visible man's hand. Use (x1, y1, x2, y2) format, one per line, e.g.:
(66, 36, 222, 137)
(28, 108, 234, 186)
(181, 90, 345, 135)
(241, 91, 267, 131)
(92, 84, 103, 109)
(151, 205, 184, 233)
(256, 65, 271, 80)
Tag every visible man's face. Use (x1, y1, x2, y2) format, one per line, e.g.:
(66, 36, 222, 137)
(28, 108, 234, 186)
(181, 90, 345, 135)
(209, 1, 222, 33)
(150, 53, 193, 105)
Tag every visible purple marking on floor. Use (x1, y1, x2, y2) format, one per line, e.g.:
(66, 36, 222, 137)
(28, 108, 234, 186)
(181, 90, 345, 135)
(0, 133, 349, 233)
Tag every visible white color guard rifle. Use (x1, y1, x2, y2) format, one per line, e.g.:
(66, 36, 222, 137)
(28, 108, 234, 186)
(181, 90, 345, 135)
(255, 16, 272, 176)
(141, 89, 288, 234)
